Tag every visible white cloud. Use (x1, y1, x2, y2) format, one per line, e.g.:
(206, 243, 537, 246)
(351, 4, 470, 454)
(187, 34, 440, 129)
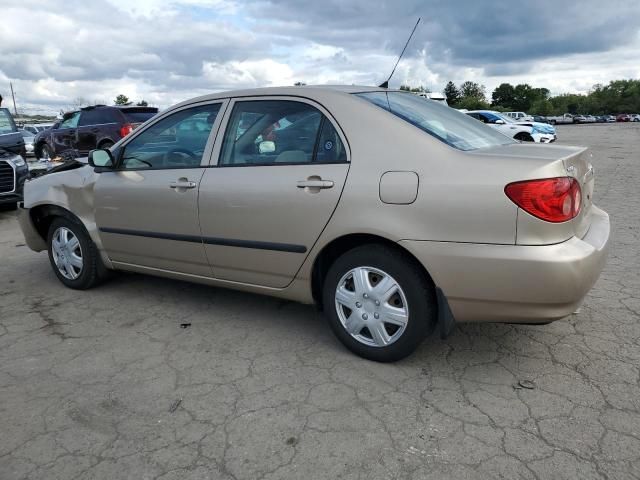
(1, 0, 639, 114)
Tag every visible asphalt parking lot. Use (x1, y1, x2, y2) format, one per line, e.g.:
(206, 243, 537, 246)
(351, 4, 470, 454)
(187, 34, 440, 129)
(1, 123, 639, 480)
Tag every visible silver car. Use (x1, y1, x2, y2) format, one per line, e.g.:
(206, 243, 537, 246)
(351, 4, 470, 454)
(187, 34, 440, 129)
(17, 86, 610, 361)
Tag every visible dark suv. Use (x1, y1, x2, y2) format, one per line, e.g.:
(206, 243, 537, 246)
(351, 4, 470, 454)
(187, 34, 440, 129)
(34, 105, 158, 159)
(0, 108, 28, 208)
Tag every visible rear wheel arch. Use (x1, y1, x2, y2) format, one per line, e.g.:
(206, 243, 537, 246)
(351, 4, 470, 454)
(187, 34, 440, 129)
(311, 233, 436, 308)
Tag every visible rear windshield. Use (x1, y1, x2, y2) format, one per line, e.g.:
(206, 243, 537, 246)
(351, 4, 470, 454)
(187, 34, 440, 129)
(356, 92, 515, 151)
(0, 108, 18, 135)
(122, 108, 158, 123)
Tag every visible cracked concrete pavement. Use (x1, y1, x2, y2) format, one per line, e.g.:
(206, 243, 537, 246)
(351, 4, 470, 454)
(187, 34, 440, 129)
(1, 124, 639, 479)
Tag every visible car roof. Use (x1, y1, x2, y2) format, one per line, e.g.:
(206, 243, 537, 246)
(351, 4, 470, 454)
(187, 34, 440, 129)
(169, 85, 391, 110)
(80, 104, 158, 111)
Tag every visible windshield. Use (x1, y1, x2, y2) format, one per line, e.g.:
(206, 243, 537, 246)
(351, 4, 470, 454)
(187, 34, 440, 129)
(356, 92, 515, 151)
(493, 112, 516, 123)
(0, 108, 18, 135)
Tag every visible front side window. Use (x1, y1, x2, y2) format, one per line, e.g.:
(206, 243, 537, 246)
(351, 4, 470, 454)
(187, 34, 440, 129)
(219, 100, 346, 166)
(60, 112, 80, 129)
(356, 92, 515, 151)
(119, 103, 220, 170)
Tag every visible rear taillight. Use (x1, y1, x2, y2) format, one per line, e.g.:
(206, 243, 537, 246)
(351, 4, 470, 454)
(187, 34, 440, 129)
(119, 123, 134, 138)
(505, 177, 581, 223)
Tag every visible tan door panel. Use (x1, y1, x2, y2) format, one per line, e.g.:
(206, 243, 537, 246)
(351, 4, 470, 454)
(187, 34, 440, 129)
(199, 163, 349, 287)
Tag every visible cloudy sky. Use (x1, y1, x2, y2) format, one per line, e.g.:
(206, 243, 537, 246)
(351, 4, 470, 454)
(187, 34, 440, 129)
(1, 0, 639, 114)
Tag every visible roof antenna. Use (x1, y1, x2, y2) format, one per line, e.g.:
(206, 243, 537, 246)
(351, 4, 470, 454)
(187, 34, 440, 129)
(379, 17, 421, 88)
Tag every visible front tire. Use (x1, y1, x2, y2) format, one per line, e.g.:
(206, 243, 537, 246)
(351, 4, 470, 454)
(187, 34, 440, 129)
(514, 132, 534, 142)
(322, 244, 436, 362)
(47, 217, 108, 289)
(39, 144, 53, 161)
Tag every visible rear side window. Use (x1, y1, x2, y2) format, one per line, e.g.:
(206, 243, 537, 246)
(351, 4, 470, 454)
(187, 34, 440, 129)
(356, 92, 515, 151)
(0, 108, 17, 134)
(219, 100, 347, 166)
(79, 109, 119, 126)
(122, 109, 158, 124)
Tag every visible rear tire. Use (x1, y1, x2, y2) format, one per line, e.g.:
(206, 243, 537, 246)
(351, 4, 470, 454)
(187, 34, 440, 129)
(322, 244, 436, 362)
(47, 217, 109, 289)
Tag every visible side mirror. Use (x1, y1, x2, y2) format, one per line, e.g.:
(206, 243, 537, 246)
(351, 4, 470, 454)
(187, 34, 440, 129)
(494, 119, 505, 124)
(258, 140, 276, 154)
(88, 149, 114, 170)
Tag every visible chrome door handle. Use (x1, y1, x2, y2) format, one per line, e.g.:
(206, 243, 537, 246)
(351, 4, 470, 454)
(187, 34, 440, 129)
(169, 181, 197, 189)
(297, 179, 334, 189)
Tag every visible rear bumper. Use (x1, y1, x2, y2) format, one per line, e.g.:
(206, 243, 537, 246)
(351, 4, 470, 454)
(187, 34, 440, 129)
(399, 206, 610, 324)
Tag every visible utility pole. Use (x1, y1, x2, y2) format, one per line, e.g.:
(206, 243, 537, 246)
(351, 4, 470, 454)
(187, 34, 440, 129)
(10, 82, 18, 116)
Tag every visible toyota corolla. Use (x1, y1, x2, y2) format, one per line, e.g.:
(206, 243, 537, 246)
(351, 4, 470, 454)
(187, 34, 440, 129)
(17, 86, 610, 361)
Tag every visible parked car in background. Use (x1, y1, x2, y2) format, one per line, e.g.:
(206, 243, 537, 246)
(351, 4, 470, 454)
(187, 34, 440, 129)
(19, 129, 35, 156)
(616, 114, 630, 122)
(547, 113, 574, 125)
(0, 107, 27, 159)
(573, 115, 587, 124)
(532, 115, 549, 124)
(0, 148, 29, 208)
(416, 91, 448, 106)
(17, 86, 609, 361)
(605, 115, 616, 123)
(585, 115, 596, 123)
(22, 123, 53, 135)
(466, 110, 556, 143)
(34, 105, 158, 160)
(504, 111, 534, 122)
(629, 114, 640, 122)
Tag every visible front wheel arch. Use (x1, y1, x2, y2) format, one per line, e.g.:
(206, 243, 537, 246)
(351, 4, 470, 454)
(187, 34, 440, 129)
(514, 132, 534, 142)
(30, 204, 86, 243)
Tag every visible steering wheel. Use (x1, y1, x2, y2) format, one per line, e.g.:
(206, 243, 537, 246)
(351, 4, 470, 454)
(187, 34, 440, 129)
(163, 147, 197, 166)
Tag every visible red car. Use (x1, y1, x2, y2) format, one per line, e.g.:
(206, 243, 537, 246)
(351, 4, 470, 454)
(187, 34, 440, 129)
(616, 114, 630, 122)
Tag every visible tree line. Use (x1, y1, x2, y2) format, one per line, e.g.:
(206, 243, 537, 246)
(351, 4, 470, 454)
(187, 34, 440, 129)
(432, 79, 640, 115)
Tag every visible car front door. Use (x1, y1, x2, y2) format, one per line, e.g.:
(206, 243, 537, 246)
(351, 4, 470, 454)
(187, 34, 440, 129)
(52, 112, 80, 157)
(94, 101, 226, 276)
(198, 97, 350, 288)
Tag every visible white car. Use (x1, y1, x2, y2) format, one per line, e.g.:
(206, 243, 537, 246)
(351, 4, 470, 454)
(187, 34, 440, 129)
(504, 111, 534, 122)
(415, 91, 448, 106)
(466, 110, 556, 143)
(629, 114, 640, 122)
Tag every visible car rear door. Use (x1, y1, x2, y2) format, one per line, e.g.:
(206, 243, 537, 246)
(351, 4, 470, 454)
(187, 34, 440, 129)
(94, 100, 227, 276)
(76, 108, 118, 154)
(198, 97, 350, 288)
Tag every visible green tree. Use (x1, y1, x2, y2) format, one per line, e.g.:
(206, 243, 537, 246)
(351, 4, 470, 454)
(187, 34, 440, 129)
(456, 96, 490, 110)
(491, 83, 516, 108)
(114, 94, 130, 105)
(136, 100, 148, 106)
(459, 81, 486, 102)
(443, 81, 461, 106)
